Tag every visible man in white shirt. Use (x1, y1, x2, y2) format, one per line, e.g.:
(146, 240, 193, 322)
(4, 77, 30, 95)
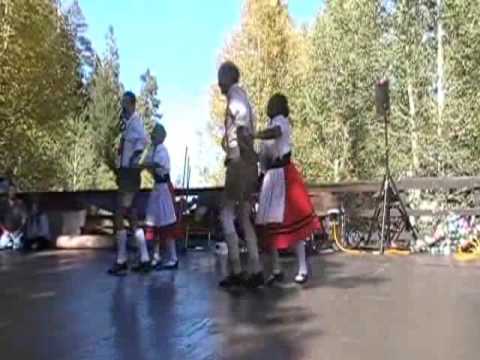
(108, 91, 151, 276)
(217, 61, 263, 288)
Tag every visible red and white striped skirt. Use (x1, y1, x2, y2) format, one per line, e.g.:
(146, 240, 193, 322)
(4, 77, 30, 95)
(256, 162, 320, 250)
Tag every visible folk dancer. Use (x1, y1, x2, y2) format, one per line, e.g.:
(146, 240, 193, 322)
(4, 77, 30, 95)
(108, 91, 151, 276)
(255, 94, 320, 284)
(143, 123, 179, 270)
(217, 61, 263, 288)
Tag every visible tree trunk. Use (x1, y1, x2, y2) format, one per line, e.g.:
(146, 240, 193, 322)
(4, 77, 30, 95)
(436, 0, 445, 175)
(333, 159, 339, 182)
(407, 81, 420, 175)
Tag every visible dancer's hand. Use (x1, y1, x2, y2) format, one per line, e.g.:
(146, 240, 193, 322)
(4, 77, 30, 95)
(221, 136, 227, 152)
(129, 151, 143, 167)
(258, 173, 265, 191)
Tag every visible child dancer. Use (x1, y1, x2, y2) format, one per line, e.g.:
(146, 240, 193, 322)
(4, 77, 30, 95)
(255, 94, 320, 284)
(143, 123, 179, 270)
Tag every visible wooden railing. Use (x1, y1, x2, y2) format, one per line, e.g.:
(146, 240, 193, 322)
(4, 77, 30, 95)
(14, 176, 480, 219)
(308, 176, 480, 218)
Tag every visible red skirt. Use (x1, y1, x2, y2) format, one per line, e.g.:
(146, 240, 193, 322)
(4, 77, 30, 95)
(258, 163, 320, 250)
(145, 183, 185, 241)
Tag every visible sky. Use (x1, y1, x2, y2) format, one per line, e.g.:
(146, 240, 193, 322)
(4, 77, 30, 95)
(76, 0, 321, 186)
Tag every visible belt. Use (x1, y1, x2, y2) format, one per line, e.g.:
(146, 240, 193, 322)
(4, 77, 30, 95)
(268, 152, 291, 169)
(154, 173, 170, 184)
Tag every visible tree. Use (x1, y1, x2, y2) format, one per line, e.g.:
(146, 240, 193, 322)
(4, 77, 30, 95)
(65, 0, 96, 82)
(57, 112, 97, 191)
(209, 0, 298, 183)
(441, 0, 480, 176)
(0, 0, 81, 127)
(212, 0, 296, 125)
(87, 26, 122, 189)
(137, 69, 162, 132)
(0, 0, 83, 190)
(300, 0, 387, 182)
(384, 0, 437, 177)
(137, 69, 162, 188)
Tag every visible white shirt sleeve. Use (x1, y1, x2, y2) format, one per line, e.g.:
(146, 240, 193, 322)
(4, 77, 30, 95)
(153, 145, 170, 176)
(121, 115, 149, 167)
(127, 118, 149, 153)
(271, 115, 292, 157)
(272, 115, 288, 134)
(228, 96, 249, 129)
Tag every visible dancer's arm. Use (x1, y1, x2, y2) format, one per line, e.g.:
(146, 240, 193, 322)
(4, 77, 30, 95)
(140, 146, 169, 173)
(221, 135, 228, 152)
(129, 150, 144, 167)
(139, 162, 163, 171)
(128, 119, 149, 167)
(254, 126, 282, 140)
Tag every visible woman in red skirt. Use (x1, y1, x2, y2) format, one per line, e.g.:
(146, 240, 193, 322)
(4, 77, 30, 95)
(255, 94, 320, 284)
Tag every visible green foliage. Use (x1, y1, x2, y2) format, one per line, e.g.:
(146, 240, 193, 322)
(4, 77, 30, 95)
(386, 0, 437, 177)
(212, 0, 295, 126)
(57, 112, 97, 191)
(1, 3, 143, 191)
(87, 27, 122, 178)
(208, 0, 480, 185)
(0, 0, 82, 190)
(298, 0, 387, 181)
(138, 69, 162, 132)
(209, 0, 298, 183)
(137, 69, 162, 189)
(65, 0, 96, 81)
(2, 0, 480, 191)
(441, 0, 480, 176)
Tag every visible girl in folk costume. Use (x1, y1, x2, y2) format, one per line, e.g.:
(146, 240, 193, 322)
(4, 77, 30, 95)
(255, 94, 320, 284)
(142, 123, 180, 270)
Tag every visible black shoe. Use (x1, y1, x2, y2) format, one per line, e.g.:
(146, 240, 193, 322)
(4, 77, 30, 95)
(266, 272, 284, 286)
(107, 262, 128, 276)
(161, 260, 179, 270)
(131, 261, 152, 274)
(244, 272, 265, 289)
(294, 273, 309, 284)
(151, 258, 162, 271)
(219, 273, 244, 288)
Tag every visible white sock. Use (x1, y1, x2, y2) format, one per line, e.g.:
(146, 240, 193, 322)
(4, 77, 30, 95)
(225, 232, 241, 275)
(240, 203, 262, 274)
(243, 222, 262, 274)
(135, 228, 150, 263)
(216, 242, 229, 278)
(295, 240, 308, 275)
(167, 238, 177, 263)
(271, 248, 281, 275)
(116, 230, 128, 264)
(153, 243, 161, 261)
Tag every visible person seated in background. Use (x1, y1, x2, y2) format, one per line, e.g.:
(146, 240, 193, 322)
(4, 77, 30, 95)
(23, 197, 50, 251)
(0, 182, 27, 250)
(0, 177, 8, 193)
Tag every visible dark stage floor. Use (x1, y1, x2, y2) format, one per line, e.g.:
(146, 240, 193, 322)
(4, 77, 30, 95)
(1, 249, 480, 360)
